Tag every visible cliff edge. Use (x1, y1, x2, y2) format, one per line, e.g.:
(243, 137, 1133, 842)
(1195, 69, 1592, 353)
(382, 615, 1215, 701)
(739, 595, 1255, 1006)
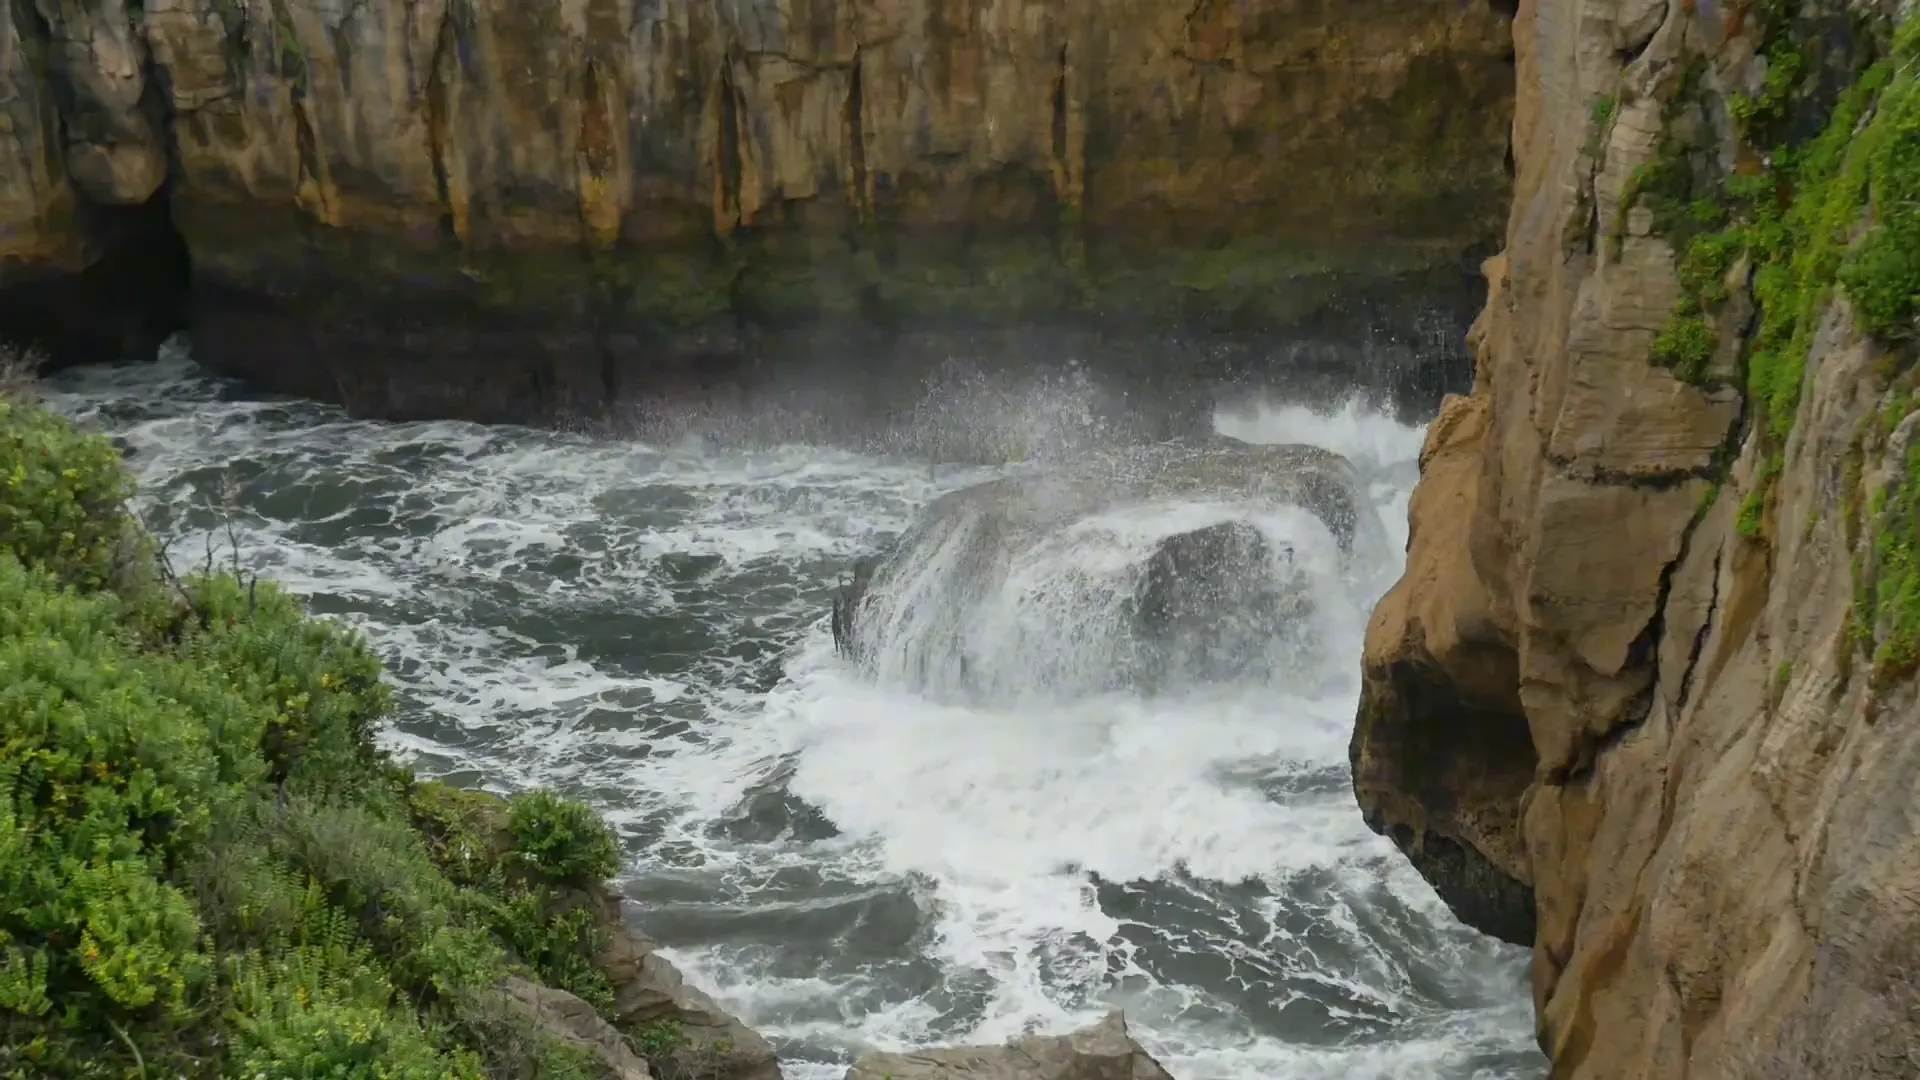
(1354, 0, 1920, 1074)
(2, 0, 1514, 422)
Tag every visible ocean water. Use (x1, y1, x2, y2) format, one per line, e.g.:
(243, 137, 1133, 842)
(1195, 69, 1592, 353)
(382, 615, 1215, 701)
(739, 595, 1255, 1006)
(39, 345, 1544, 1080)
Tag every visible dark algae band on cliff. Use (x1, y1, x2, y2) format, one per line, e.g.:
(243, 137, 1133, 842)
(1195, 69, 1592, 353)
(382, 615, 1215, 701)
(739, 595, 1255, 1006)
(0, 375, 776, 1080)
(2, 0, 1515, 422)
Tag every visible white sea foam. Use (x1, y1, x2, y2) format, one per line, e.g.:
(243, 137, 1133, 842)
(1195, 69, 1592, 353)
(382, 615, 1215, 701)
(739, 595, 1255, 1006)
(40, 347, 1541, 1080)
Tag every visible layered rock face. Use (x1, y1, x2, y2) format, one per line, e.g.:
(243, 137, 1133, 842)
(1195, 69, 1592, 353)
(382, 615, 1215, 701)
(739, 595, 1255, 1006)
(1354, 0, 1920, 1074)
(3, 0, 1514, 421)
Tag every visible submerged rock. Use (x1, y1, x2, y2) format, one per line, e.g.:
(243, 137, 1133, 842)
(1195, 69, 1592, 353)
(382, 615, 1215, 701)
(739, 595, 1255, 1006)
(1132, 519, 1316, 693)
(835, 438, 1374, 700)
(844, 1012, 1175, 1080)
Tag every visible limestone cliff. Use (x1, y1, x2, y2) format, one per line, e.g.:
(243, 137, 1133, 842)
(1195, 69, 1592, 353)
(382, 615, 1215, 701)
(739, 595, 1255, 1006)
(2, 0, 1515, 420)
(1354, 0, 1920, 1074)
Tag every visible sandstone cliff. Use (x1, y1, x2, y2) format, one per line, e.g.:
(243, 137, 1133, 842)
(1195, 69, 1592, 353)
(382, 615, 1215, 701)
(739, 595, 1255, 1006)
(2, 0, 1515, 421)
(1354, 0, 1920, 1074)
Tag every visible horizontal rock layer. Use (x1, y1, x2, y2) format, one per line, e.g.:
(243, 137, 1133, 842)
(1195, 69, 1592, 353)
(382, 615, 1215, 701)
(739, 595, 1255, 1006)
(1354, 0, 1920, 1075)
(2, 0, 1514, 420)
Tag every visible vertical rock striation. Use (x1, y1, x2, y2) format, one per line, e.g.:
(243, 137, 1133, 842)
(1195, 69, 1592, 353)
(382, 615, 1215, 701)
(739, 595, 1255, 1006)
(1355, 0, 1920, 1074)
(6, 0, 1516, 419)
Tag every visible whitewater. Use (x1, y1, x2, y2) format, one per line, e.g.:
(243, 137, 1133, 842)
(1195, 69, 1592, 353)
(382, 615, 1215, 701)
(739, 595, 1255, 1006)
(40, 345, 1544, 1080)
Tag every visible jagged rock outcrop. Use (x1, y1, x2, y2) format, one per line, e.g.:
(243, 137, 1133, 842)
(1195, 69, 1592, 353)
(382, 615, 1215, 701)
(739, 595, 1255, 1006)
(4, 0, 1513, 419)
(844, 1011, 1175, 1080)
(1354, 0, 1920, 1075)
(491, 977, 656, 1080)
(434, 782, 783, 1080)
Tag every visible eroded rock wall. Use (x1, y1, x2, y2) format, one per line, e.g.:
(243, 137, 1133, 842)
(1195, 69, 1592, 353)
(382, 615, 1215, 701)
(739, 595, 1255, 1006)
(7, 0, 1516, 420)
(1354, 0, 1920, 1074)
(0, 0, 187, 367)
(1, 0, 80, 277)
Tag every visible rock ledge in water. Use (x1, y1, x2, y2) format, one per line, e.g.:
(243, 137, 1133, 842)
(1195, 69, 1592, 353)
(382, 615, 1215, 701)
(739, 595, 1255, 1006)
(845, 1012, 1176, 1080)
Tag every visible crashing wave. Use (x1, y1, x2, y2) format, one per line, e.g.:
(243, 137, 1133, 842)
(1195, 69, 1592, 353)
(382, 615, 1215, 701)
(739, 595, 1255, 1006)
(831, 437, 1381, 703)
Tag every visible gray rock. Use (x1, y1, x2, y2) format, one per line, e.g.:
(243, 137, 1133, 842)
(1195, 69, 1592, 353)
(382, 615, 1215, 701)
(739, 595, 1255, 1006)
(598, 925, 783, 1080)
(845, 1012, 1176, 1080)
(1132, 519, 1315, 692)
(492, 976, 654, 1080)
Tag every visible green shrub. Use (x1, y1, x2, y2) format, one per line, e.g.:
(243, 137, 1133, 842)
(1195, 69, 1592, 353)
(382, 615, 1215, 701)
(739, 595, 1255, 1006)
(0, 388, 638, 1076)
(227, 946, 483, 1080)
(0, 395, 144, 596)
(489, 885, 615, 1014)
(506, 789, 623, 884)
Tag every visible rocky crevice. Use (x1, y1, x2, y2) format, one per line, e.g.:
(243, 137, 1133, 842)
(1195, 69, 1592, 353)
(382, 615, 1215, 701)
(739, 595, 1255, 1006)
(0, 0, 190, 369)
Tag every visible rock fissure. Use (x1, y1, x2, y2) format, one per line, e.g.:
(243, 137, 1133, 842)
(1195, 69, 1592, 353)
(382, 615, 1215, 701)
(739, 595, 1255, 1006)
(1673, 545, 1723, 711)
(1536, 456, 1725, 489)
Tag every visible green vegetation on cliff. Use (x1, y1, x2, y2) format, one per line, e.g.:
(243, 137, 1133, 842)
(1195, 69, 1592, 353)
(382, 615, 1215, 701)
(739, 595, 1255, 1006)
(0, 374, 637, 1077)
(1624, 5, 1920, 679)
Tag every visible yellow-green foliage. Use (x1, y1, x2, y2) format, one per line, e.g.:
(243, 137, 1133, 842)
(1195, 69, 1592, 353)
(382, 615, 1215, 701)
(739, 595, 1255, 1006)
(0, 390, 630, 1078)
(1693, 7, 1920, 672)
(0, 395, 138, 594)
(1863, 442, 1920, 681)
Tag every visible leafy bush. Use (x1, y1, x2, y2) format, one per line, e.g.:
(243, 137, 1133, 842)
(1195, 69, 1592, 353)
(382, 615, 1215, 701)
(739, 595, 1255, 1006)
(0, 391, 635, 1077)
(0, 394, 138, 594)
(507, 789, 623, 884)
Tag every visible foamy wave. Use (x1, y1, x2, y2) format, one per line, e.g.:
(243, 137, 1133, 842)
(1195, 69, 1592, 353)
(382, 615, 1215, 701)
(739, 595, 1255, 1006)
(37, 354, 1542, 1080)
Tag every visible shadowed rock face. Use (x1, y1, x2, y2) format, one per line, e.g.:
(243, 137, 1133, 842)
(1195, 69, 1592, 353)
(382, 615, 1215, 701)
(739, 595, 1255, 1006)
(4, 0, 1512, 417)
(0, 0, 189, 369)
(835, 438, 1371, 701)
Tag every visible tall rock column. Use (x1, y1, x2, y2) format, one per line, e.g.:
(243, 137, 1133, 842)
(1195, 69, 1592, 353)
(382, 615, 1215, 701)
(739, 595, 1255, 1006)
(1355, 0, 1920, 1074)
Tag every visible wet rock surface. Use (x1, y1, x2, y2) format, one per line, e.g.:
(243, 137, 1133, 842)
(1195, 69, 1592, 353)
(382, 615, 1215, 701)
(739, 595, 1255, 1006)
(834, 438, 1371, 701)
(1131, 519, 1316, 693)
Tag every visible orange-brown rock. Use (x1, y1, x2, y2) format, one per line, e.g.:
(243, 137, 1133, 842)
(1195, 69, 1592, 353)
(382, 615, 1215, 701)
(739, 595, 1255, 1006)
(6, 0, 1515, 419)
(1354, 0, 1920, 1075)
(1, 5, 81, 277)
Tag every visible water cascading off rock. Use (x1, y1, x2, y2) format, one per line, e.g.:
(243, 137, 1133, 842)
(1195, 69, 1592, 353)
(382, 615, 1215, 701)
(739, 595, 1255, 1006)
(832, 437, 1382, 703)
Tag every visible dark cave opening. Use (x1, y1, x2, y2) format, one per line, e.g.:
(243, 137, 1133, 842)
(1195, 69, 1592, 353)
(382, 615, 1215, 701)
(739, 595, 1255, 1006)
(0, 181, 193, 373)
